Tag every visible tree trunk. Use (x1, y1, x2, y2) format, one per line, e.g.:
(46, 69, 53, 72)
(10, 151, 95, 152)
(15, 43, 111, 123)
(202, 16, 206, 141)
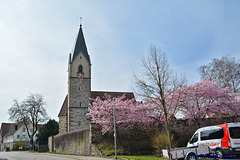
(30, 137, 34, 150)
(163, 106, 172, 149)
(165, 119, 172, 149)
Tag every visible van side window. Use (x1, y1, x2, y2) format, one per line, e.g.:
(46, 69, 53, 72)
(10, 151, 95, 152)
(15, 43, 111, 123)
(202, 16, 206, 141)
(201, 128, 224, 140)
(190, 133, 198, 143)
(229, 127, 240, 139)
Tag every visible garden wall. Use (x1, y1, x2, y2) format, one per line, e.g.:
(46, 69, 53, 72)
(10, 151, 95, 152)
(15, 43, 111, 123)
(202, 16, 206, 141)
(52, 124, 103, 156)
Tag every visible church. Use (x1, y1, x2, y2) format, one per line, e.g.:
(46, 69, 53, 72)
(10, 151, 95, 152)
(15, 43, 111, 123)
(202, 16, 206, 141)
(58, 25, 134, 133)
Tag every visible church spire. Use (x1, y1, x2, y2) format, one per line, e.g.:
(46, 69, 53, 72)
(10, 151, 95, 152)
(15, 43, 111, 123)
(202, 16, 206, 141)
(70, 24, 91, 64)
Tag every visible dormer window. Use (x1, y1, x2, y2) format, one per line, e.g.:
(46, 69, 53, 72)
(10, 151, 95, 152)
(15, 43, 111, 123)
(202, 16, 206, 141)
(78, 65, 83, 73)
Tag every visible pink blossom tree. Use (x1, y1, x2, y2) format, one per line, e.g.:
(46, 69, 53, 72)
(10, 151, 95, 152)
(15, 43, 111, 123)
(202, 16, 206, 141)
(179, 79, 240, 125)
(207, 85, 240, 121)
(87, 94, 154, 134)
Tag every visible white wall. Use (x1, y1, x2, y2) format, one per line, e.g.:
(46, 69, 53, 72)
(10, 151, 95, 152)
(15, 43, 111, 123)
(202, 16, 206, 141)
(3, 124, 39, 143)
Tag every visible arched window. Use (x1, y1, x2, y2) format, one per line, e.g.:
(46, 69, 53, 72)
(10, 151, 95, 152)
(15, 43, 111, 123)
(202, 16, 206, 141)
(78, 65, 83, 73)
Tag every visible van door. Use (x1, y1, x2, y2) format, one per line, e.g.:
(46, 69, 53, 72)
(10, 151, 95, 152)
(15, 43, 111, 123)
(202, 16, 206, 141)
(187, 132, 199, 147)
(228, 123, 240, 149)
(199, 127, 223, 151)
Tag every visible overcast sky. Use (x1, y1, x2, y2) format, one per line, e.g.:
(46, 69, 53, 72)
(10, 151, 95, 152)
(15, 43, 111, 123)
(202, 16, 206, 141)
(0, 0, 240, 124)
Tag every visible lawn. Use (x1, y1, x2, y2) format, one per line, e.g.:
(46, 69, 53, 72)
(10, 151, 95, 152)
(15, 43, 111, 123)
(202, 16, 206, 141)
(113, 155, 165, 160)
(113, 155, 207, 160)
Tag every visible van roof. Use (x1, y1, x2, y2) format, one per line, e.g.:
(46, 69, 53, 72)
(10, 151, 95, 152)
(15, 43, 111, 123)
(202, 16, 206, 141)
(197, 125, 222, 132)
(197, 122, 240, 132)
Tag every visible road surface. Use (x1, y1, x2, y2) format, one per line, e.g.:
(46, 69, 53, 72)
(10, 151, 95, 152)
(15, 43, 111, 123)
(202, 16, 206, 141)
(0, 151, 113, 160)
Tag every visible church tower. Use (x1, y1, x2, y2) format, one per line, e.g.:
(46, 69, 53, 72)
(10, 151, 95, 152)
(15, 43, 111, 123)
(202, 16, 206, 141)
(67, 25, 91, 132)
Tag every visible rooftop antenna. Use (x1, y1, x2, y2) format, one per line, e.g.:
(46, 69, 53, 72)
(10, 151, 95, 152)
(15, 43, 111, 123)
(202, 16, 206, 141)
(80, 17, 82, 27)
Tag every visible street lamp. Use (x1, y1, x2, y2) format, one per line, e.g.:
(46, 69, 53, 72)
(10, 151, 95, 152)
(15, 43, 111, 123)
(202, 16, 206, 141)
(108, 94, 117, 159)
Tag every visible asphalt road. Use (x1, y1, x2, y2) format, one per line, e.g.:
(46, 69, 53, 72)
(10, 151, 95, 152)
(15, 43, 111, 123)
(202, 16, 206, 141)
(0, 151, 113, 160)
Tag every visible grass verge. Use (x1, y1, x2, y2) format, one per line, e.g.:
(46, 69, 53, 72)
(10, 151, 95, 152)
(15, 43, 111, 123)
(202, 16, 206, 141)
(112, 155, 165, 160)
(47, 151, 72, 155)
(112, 155, 208, 160)
(29, 150, 38, 153)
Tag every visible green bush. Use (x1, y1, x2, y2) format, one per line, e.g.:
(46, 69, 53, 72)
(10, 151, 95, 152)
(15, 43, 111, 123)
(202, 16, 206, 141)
(152, 132, 177, 155)
(97, 141, 124, 155)
(14, 141, 24, 150)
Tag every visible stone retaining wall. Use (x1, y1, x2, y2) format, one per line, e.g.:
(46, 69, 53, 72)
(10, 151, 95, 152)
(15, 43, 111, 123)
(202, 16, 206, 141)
(52, 125, 103, 156)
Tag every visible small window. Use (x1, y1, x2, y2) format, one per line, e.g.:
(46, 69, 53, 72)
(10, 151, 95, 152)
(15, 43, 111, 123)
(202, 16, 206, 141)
(23, 128, 25, 132)
(190, 133, 198, 144)
(229, 127, 240, 139)
(78, 65, 83, 73)
(79, 102, 82, 107)
(78, 121, 81, 126)
(22, 135, 26, 139)
(17, 135, 20, 139)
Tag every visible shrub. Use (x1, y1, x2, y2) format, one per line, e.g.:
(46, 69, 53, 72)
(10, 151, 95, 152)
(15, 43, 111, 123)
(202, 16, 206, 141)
(97, 141, 124, 155)
(14, 141, 24, 150)
(152, 132, 177, 155)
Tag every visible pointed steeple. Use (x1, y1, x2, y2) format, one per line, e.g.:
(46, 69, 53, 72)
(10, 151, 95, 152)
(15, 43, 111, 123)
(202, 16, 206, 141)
(70, 25, 91, 64)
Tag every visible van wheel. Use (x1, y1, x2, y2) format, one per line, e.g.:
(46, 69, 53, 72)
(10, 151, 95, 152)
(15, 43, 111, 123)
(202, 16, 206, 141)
(187, 153, 197, 160)
(216, 149, 223, 159)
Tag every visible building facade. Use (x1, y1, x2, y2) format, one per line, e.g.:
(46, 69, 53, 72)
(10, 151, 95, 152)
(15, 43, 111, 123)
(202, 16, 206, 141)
(0, 122, 41, 151)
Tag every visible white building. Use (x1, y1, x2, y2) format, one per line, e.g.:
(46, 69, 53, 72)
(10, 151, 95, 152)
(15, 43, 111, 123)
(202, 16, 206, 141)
(0, 122, 42, 151)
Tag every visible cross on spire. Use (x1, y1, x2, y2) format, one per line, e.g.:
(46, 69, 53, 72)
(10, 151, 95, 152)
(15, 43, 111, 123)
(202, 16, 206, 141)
(80, 17, 82, 27)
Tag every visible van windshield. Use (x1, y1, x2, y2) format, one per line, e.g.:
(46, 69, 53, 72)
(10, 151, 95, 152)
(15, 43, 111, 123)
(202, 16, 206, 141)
(229, 127, 240, 139)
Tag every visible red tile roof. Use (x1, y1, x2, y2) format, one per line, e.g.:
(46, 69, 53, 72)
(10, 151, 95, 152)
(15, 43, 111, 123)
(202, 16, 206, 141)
(91, 91, 135, 100)
(0, 123, 15, 138)
(58, 95, 68, 117)
(0, 123, 44, 139)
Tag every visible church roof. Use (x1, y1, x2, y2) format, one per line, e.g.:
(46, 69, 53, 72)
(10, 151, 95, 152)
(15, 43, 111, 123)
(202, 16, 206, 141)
(70, 25, 91, 64)
(58, 91, 135, 117)
(58, 95, 68, 117)
(91, 91, 135, 100)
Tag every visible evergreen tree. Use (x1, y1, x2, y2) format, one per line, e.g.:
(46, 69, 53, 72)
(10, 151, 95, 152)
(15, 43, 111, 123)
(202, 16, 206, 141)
(37, 119, 58, 145)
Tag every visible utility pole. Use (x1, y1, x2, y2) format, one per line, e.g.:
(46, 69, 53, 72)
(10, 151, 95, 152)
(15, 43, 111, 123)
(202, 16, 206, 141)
(108, 94, 117, 159)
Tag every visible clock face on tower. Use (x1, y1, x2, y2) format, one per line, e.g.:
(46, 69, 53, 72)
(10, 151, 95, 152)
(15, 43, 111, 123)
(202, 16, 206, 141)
(78, 73, 84, 79)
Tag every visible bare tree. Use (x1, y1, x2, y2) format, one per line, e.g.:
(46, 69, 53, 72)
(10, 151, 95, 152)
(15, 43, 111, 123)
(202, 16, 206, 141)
(8, 93, 48, 150)
(135, 46, 186, 149)
(199, 55, 240, 93)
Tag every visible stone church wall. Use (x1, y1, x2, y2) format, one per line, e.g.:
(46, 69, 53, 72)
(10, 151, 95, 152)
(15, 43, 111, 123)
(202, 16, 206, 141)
(59, 115, 67, 133)
(68, 78, 91, 131)
(68, 78, 91, 108)
(68, 107, 89, 131)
